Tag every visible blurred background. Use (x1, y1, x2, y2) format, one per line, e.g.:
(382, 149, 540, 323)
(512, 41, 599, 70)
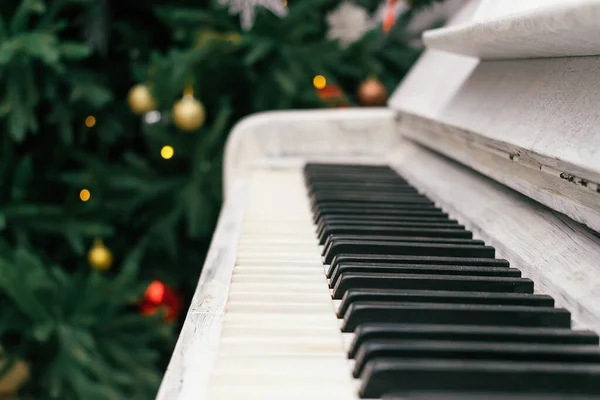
(0, 0, 460, 398)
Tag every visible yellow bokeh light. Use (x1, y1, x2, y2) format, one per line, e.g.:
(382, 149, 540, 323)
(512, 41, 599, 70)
(85, 116, 96, 127)
(80, 189, 91, 202)
(313, 75, 326, 89)
(161, 145, 174, 159)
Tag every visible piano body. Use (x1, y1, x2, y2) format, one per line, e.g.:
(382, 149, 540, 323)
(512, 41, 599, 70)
(157, 1, 600, 399)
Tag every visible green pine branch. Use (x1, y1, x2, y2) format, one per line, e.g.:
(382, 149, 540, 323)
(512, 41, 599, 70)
(0, 0, 450, 398)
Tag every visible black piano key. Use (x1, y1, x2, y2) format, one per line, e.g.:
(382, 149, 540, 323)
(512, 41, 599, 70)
(309, 186, 421, 196)
(313, 204, 437, 216)
(313, 202, 439, 215)
(322, 237, 484, 257)
(304, 162, 393, 169)
(316, 217, 462, 236)
(328, 254, 510, 278)
(354, 340, 600, 378)
(359, 359, 600, 398)
(306, 181, 414, 192)
(318, 218, 461, 229)
(315, 209, 450, 223)
(311, 199, 435, 214)
(310, 193, 430, 203)
(304, 175, 407, 184)
(305, 166, 399, 173)
(338, 289, 551, 319)
(317, 215, 459, 226)
(318, 225, 471, 244)
(383, 393, 600, 400)
(341, 302, 570, 332)
(305, 163, 600, 399)
(305, 166, 398, 173)
(348, 323, 599, 358)
(323, 240, 495, 264)
(330, 264, 521, 289)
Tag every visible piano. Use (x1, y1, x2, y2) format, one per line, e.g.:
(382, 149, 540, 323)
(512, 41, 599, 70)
(156, 0, 600, 399)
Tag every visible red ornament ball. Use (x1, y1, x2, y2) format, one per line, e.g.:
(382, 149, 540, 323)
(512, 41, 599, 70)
(357, 78, 388, 106)
(317, 84, 349, 108)
(140, 280, 183, 322)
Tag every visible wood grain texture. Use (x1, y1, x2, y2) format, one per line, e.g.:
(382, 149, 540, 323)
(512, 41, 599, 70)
(155, 181, 248, 400)
(388, 139, 600, 334)
(393, 39, 600, 185)
(424, 0, 600, 60)
(387, 0, 480, 119)
(399, 112, 600, 233)
(391, 0, 600, 233)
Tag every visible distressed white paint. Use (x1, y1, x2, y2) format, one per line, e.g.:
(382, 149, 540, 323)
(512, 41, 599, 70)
(390, 0, 600, 233)
(388, 139, 600, 334)
(155, 181, 248, 400)
(399, 112, 600, 233)
(424, 0, 600, 59)
(158, 156, 600, 400)
(388, 0, 480, 119)
(158, 3, 600, 392)
(472, 0, 581, 22)
(223, 108, 398, 199)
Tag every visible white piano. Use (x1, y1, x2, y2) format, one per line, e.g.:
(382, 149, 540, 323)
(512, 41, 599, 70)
(156, 1, 600, 399)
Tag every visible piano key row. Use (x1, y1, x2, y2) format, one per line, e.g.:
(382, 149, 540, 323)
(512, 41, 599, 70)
(303, 162, 600, 399)
(208, 171, 358, 400)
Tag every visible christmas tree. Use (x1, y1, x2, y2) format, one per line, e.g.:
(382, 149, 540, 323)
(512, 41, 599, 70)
(0, 0, 448, 398)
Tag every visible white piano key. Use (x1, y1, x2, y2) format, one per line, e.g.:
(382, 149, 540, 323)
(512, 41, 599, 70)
(232, 266, 323, 274)
(225, 301, 334, 314)
(232, 259, 322, 267)
(221, 324, 337, 338)
(226, 282, 327, 293)
(207, 168, 356, 400)
(230, 274, 325, 284)
(207, 386, 359, 400)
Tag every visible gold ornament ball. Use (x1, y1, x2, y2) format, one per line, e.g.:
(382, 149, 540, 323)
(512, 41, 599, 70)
(173, 95, 205, 131)
(0, 359, 29, 393)
(88, 240, 113, 271)
(127, 84, 156, 115)
(357, 77, 388, 106)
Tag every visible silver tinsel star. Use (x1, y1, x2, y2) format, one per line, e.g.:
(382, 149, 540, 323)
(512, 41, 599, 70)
(219, 0, 288, 31)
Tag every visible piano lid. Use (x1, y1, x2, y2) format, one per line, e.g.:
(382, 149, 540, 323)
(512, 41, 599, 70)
(389, 0, 600, 233)
(424, 0, 600, 60)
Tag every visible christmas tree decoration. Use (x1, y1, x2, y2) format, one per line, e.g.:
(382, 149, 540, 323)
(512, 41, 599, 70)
(161, 145, 174, 159)
(218, 0, 288, 31)
(327, 1, 375, 47)
(88, 239, 113, 271)
(317, 84, 349, 108)
(224, 32, 242, 44)
(144, 110, 162, 124)
(172, 89, 206, 131)
(313, 75, 327, 90)
(85, 115, 96, 128)
(80, 189, 91, 202)
(140, 280, 183, 322)
(127, 83, 156, 115)
(383, 0, 399, 32)
(357, 77, 388, 106)
(373, 0, 407, 24)
(0, 0, 446, 397)
(0, 358, 29, 394)
(196, 30, 242, 48)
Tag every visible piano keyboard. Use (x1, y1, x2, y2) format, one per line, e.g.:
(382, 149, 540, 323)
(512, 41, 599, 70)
(207, 163, 600, 399)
